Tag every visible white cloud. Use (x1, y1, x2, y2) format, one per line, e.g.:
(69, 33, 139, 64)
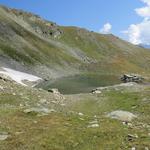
(100, 23, 112, 34)
(135, 6, 150, 18)
(140, 0, 150, 5)
(124, 20, 150, 45)
(135, 0, 150, 17)
(124, 0, 150, 45)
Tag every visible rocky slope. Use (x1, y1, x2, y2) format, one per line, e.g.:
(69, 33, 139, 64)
(0, 5, 150, 81)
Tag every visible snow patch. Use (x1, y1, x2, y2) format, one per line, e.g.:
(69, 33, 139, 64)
(0, 67, 42, 86)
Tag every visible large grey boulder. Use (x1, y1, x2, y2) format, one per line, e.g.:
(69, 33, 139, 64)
(121, 74, 144, 83)
(107, 110, 137, 122)
(91, 89, 102, 94)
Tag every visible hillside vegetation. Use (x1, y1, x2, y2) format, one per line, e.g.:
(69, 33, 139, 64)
(0, 5, 150, 81)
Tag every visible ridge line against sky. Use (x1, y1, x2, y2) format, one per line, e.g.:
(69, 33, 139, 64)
(0, 0, 150, 45)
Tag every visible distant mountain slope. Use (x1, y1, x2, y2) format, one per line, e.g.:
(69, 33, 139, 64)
(139, 44, 150, 49)
(0, 5, 150, 80)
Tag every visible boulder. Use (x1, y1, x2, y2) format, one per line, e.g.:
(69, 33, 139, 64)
(91, 89, 102, 94)
(107, 110, 137, 122)
(87, 124, 99, 128)
(48, 88, 60, 94)
(121, 74, 144, 83)
(78, 112, 84, 116)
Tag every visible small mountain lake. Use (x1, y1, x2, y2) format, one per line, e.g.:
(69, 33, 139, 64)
(37, 74, 121, 94)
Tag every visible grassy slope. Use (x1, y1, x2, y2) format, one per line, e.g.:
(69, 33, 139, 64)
(0, 6, 150, 78)
(60, 26, 150, 74)
(0, 79, 149, 150)
(0, 14, 79, 66)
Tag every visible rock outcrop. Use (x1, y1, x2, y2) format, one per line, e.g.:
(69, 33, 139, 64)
(121, 74, 144, 83)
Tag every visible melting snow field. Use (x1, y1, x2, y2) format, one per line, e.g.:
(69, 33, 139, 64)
(0, 67, 42, 86)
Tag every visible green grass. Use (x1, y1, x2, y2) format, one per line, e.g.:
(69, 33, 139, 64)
(0, 94, 22, 105)
(66, 88, 149, 116)
(0, 43, 34, 65)
(0, 79, 149, 150)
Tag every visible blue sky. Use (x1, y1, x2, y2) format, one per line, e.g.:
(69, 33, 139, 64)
(0, 0, 149, 44)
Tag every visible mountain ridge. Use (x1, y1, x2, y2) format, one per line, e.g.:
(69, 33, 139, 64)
(0, 5, 150, 81)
